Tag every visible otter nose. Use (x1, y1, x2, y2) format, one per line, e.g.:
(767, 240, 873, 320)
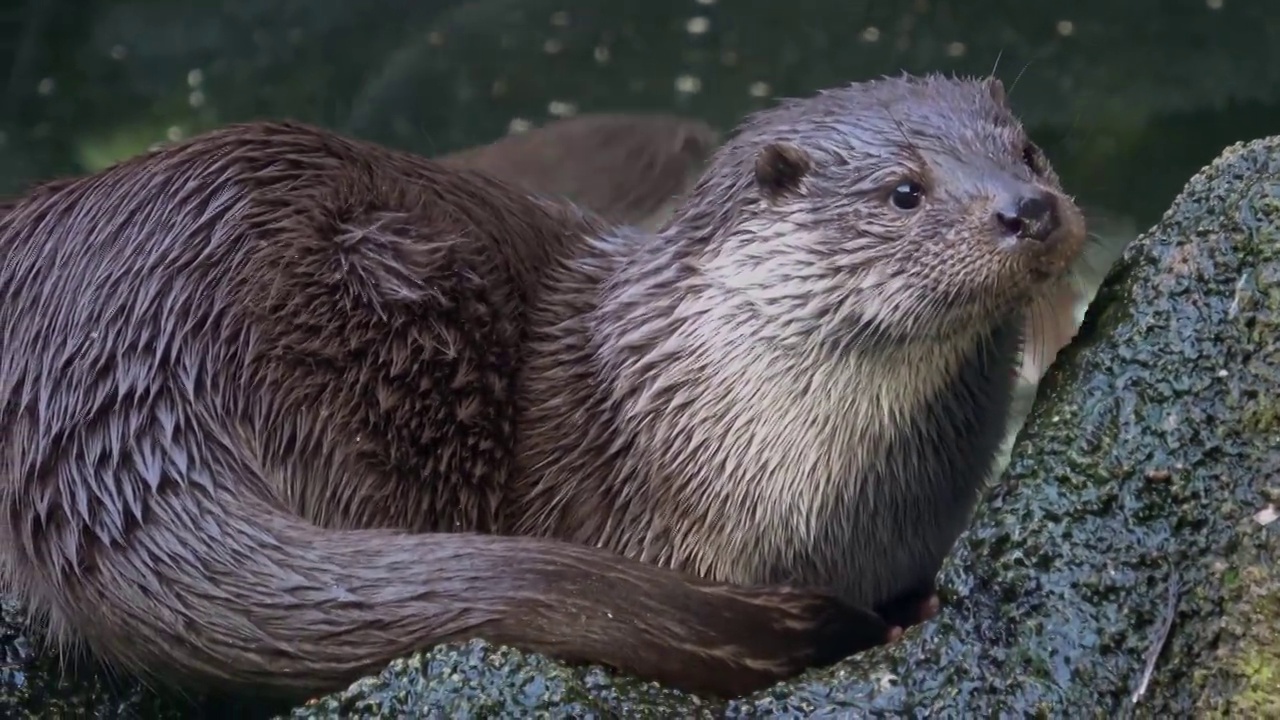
(996, 192, 1059, 242)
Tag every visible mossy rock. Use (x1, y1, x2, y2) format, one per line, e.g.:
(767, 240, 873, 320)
(4, 137, 1279, 717)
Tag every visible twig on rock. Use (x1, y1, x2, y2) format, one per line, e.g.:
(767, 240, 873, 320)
(1131, 571, 1182, 706)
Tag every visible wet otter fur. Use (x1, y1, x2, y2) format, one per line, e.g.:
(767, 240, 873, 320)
(511, 74, 1086, 627)
(0, 119, 887, 700)
(0, 73, 1085, 700)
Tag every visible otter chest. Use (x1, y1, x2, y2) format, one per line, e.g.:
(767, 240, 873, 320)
(667, 337, 1016, 608)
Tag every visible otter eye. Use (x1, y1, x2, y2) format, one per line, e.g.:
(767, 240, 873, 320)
(890, 181, 925, 211)
(1022, 143, 1041, 174)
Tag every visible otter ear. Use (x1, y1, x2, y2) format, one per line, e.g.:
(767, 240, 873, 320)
(985, 77, 1008, 108)
(754, 142, 811, 199)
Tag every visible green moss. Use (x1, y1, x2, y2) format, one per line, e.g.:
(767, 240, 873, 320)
(1196, 562, 1280, 717)
(1243, 401, 1280, 434)
(1234, 567, 1279, 710)
(285, 641, 712, 720)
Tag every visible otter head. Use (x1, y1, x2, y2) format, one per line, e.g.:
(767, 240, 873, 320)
(665, 73, 1087, 350)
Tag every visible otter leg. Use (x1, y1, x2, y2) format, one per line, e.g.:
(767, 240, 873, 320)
(873, 579, 942, 629)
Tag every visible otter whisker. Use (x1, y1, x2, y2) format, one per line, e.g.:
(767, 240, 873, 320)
(1009, 59, 1035, 98)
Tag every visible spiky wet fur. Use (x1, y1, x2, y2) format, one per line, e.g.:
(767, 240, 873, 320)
(512, 74, 1086, 612)
(438, 112, 719, 230)
(0, 123, 891, 700)
(0, 73, 1084, 701)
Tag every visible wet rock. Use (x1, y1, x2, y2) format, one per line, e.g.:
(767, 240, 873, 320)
(285, 641, 717, 720)
(4, 138, 1277, 717)
(1, 599, 188, 719)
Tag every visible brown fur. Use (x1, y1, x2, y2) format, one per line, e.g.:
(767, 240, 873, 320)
(442, 112, 1082, 387)
(510, 74, 1086, 625)
(439, 113, 718, 229)
(0, 74, 1085, 701)
(0, 122, 887, 699)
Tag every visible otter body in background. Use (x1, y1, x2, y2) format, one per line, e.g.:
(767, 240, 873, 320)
(439, 113, 718, 229)
(0, 74, 1085, 701)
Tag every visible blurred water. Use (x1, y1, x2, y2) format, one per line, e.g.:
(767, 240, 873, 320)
(1, 0, 1277, 232)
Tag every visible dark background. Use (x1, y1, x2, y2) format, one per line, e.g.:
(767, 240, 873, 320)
(1, 0, 1277, 232)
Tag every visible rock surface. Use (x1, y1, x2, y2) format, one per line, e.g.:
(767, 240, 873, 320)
(3, 137, 1278, 717)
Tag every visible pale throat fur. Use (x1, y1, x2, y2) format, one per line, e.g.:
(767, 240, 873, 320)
(511, 205, 1018, 609)
(509, 75, 1070, 607)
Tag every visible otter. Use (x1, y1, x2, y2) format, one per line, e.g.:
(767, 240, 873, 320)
(0, 73, 1085, 701)
(439, 113, 719, 229)
(0, 111, 886, 702)
(449, 112, 1086, 394)
(508, 74, 1086, 628)
(442, 111, 1084, 392)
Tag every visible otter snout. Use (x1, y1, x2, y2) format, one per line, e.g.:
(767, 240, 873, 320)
(996, 191, 1059, 243)
(993, 184, 1087, 284)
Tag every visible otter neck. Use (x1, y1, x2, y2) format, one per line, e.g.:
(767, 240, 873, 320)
(511, 224, 1018, 597)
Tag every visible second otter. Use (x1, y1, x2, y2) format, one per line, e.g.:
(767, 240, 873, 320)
(0, 74, 1085, 699)
(439, 112, 719, 229)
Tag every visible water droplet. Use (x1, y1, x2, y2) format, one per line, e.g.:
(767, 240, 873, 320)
(548, 100, 578, 117)
(675, 74, 702, 94)
(686, 17, 711, 35)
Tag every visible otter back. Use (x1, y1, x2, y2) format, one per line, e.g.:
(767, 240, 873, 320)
(0, 120, 889, 700)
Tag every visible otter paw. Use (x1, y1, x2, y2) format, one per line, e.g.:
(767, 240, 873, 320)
(806, 599, 896, 668)
(874, 584, 942, 629)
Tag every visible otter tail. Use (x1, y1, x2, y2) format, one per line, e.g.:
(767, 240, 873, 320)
(6, 480, 890, 701)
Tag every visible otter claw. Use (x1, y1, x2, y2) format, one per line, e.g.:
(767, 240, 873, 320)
(918, 594, 942, 623)
(874, 584, 943, 630)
